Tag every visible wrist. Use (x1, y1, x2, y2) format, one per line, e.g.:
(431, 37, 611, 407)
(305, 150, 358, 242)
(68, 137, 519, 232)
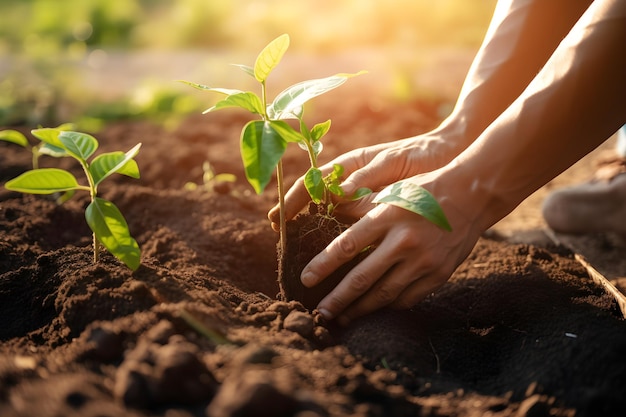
(419, 160, 511, 238)
(431, 112, 480, 157)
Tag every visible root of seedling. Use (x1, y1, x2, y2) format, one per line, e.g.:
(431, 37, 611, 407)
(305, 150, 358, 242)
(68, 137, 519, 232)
(277, 203, 371, 310)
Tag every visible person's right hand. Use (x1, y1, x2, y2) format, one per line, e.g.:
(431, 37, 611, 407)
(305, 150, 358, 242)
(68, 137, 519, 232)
(268, 131, 463, 229)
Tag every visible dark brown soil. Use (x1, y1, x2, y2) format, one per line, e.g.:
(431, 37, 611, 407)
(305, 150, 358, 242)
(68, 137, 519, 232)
(278, 203, 372, 311)
(1, 97, 626, 417)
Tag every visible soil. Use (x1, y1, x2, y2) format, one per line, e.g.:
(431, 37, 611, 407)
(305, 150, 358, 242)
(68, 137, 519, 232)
(278, 203, 373, 311)
(1, 94, 626, 417)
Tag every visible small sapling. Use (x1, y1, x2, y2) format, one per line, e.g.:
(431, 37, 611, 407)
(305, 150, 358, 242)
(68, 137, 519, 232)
(180, 34, 451, 240)
(4, 128, 142, 271)
(180, 34, 451, 306)
(184, 161, 237, 194)
(0, 123, 75, 170)
(180, 34, 370, 250)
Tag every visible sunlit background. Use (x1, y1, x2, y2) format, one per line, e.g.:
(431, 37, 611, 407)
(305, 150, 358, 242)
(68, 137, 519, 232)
(0, 0, 496, 129)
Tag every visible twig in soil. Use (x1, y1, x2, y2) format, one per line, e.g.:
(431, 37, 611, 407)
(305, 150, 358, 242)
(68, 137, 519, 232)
(544, 229, 626, 318)
(428, 338, 441, 374)
(178, 309, 232, 345)
(574, 254, 626, 319)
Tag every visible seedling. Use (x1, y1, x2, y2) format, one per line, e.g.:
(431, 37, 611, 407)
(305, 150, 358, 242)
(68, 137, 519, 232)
(180, 34, 451, 254)
(4, 128, 142, 271)
(184, 161, 237, 194)
(0, 123, 75, 170)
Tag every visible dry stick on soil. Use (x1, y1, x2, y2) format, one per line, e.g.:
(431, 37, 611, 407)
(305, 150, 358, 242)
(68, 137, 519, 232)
(574, 254, 626, 318)
(545, 229, 626, 318)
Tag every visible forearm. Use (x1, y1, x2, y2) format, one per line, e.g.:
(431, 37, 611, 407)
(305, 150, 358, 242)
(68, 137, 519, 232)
(437, 0, 593, 151)
(441, 0, 626, 231)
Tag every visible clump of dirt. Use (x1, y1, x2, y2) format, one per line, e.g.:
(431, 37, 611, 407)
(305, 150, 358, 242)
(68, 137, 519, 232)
(278, 203, 372, 310)
(1, 97, 626, 416)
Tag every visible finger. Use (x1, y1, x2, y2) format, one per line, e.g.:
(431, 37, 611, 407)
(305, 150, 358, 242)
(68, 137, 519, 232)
(268, 145, 386, 227)
(323, 229, 422, 324)
(334, 261, 411, 325)
(307, 214, 398, 317)
(315, 247, 401, 322)
(300, 229, 374, 288)
(268, 174, 310, 226)
(389, 273, 448, 310)
(332, 192, 377, 221)
(338, 268, 445, 326)
(337, 234, 463, 324)
(340, 147, 408, 196)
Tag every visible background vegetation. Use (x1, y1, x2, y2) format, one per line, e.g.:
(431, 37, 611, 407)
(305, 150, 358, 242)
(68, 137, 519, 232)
(0, 0, 495, 129)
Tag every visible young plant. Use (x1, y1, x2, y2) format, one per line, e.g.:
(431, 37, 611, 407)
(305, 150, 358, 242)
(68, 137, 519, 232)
(180, 34, 451, 253)
(4, 128, 142, 271)
(183, 161, 237, 194)
(0, 123, 75, 170)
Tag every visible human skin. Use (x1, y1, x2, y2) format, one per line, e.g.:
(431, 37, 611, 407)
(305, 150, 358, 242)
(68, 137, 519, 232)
(269, 0, 626, 325)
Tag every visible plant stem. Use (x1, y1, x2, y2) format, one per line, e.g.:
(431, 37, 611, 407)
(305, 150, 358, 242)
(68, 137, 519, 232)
(277, 160, 286, 255)
(31, 148, 39, 170)
(261, 81, 268, 119)
(93, 233, 99, 263)
(261, 80, 287, 253)
(304, 139, 317, 169)
(80, 159, 100, 264)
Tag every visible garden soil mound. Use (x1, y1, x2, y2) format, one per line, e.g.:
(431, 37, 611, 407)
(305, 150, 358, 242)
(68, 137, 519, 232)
(1, 98, 625, 417)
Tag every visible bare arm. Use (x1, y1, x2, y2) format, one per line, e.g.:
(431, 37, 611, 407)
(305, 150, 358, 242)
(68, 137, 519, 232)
(446, 0, 626, 232)
(270, 0, 592, 225)
(306, 0, 626, 324)
(444, 0, 594, 142)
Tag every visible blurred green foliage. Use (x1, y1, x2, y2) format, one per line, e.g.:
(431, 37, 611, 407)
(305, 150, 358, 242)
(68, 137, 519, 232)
(0, 0, 494, 129)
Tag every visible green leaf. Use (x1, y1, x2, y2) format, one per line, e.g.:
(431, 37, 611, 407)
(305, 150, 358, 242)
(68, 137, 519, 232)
(240, 120, 287, 194)
(304, 167, 324, 204)
(0, 129, 29, 147)
(38, 143, 68, 158)
(5, 168, 83, 194)
(296, 140, 323, 157)
(373, 181, 452, 232)
(204, 92, 264, 115)
(31, 128, 64, 148)
(58, 131, 98, 161)
(268, 120, 305, 143)
(254, 34, 290, 83)
(177, 80, 243, 96)
(351, 187, 372, 200)
(267, 71, 366, 120)
(328, 163, 343, 180)
(325, 164, 344, 197)
(310, 120, 331, 142)
(86, 197, 141, 271)
(231, 64, 255, 77)
(90, 143, 141, 186)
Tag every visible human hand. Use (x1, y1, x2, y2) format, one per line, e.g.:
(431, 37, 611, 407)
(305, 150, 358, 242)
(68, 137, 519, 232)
(301, 172, 481, 325)
(268, 132, 459, 229)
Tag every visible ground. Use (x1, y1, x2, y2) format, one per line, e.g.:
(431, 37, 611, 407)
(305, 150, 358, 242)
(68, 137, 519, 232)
(1, 87, 626, 417)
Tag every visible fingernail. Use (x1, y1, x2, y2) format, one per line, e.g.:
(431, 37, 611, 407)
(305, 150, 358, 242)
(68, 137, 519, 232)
(301, 271, 317, 287)
(318, 308, 333, 321)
